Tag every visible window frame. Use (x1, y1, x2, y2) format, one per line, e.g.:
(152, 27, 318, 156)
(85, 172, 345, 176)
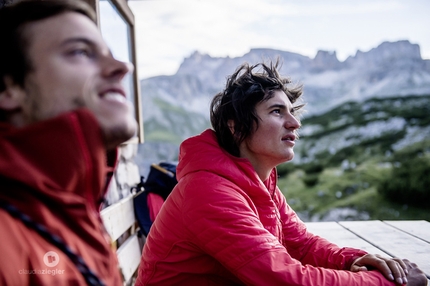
(83, 0, 144, 144)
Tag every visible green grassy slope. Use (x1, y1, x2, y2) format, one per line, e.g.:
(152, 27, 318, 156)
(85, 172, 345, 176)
(278, 95, 430, 221)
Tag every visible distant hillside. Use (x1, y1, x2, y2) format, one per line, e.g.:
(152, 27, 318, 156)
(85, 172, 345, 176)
(137, 40, 430, 175)
(295, 95, 430, 164)
(277, 95, 430, 221)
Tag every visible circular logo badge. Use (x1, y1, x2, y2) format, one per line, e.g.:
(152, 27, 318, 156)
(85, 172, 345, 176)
(43, 251, 60, 267)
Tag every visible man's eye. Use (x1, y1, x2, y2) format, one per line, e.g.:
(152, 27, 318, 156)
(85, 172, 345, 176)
(272, 109, 281, 114)
(75, 49, 89, 56)
(68, 48, 93, 58)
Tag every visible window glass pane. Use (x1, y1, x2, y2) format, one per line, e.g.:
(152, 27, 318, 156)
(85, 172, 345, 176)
(99, 0, 135, 107)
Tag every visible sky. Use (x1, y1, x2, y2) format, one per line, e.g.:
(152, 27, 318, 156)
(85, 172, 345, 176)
(129, 0, 430, 79)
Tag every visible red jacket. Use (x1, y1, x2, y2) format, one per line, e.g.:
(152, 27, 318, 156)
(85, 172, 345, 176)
(0, 109, 122, 285)
(137, 129, 395, 285)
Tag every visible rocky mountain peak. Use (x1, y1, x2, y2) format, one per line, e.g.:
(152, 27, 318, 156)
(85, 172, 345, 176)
(177, 51, 222, 74)
(312, 50, 342, 71)
(346, 40, 421, 66)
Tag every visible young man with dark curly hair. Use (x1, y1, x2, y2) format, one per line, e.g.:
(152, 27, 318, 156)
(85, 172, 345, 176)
(137, 61, 426, 286)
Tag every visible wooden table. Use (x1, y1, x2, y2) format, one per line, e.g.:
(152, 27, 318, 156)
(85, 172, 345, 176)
(306, 220, 430, 284)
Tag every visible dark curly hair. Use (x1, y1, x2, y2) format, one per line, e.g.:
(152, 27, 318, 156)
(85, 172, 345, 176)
(210, 59, 304, 157)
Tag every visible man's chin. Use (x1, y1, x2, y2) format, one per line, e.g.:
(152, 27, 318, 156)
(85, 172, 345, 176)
(102, 120, 137, 150)
(282, 152, 294, 163)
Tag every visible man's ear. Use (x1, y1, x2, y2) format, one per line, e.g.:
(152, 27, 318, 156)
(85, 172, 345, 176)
(0, 76, 25, 111)
(227, 119, 235, 135)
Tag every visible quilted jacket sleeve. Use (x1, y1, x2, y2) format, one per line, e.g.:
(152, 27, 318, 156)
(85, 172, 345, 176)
(182, 175, 396, 286)
(275, 188, 368, 270)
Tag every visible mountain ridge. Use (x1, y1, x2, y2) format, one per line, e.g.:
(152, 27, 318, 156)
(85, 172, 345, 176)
(138, 40, 430, 172)
(142, 40, 430, 117)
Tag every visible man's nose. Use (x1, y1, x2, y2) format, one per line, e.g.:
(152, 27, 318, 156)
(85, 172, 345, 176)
(103, 56, 134, 80)
(285, 114, 301, 130)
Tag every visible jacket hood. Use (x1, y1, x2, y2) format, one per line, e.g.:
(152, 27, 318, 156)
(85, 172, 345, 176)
(177, 129, 277, 196)
(0, 109, 117, 212)
(0, 109, 122, 285)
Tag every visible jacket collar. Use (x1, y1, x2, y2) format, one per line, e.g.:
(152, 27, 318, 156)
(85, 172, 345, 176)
(177, 129, 277, 197)
(0, 109, 117, 211)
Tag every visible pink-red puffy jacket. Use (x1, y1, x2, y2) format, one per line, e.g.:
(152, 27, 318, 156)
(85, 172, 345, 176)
(0, 110, 122, 285)
(136, 129, 395, 285)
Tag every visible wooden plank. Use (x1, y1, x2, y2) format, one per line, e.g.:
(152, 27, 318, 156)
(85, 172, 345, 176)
(384, 220, 430, 243)
(340, 220, 430, 279)
(306, 222, 388, 256)
(117, 233, 141, 283)
(101, 195, 136, 241)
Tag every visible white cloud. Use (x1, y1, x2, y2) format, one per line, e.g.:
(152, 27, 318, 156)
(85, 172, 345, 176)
(130, 0, 430, 79)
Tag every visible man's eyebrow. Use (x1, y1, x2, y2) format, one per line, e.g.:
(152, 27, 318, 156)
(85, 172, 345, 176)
(268, 103, 287, 110)
(60, 37, 95, 46)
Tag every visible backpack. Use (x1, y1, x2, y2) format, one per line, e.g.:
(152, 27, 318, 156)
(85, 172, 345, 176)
(132, 162, 177, 236)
